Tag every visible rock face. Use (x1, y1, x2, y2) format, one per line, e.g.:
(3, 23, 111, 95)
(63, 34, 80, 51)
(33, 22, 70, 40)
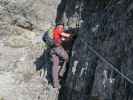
(1, 0, 133, 100)
(0, 0, 60, 100)
(57, 0, 133, 100)
(0, 0, 60, 31)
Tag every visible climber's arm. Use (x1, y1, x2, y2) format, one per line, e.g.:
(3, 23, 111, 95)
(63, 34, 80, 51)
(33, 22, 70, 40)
(61, 32, 71, 37)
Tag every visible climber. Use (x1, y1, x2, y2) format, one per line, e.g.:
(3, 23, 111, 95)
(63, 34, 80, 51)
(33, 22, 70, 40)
(43, 24, 71, 89)
(51, 24, 70, 89)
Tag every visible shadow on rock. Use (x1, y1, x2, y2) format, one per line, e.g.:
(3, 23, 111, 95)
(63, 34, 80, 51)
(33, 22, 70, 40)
(34, 48, 53, 85)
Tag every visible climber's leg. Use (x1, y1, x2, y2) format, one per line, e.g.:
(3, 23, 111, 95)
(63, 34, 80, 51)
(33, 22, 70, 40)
(51, 54, 61, 89)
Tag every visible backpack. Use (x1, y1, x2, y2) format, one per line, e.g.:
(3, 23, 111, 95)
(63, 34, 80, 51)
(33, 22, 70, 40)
(42, 28, 55, 47)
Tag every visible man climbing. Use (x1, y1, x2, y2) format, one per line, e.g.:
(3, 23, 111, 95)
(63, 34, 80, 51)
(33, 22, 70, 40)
(51, 24, 70, 89)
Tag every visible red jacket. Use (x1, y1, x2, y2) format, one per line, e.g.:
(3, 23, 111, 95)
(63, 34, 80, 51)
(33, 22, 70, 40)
(53, 26, 64, 46)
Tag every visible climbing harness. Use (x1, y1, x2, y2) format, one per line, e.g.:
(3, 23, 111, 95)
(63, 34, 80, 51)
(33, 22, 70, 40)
(87, 44, 133, 85)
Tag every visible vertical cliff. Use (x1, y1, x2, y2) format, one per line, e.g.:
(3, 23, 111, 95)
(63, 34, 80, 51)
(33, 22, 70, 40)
(0, 0, 60, 100)
(57, 0, 133, 100)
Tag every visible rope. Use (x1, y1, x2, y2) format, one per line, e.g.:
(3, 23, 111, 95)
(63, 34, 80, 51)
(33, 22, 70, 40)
(87, 44, 133, 85)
